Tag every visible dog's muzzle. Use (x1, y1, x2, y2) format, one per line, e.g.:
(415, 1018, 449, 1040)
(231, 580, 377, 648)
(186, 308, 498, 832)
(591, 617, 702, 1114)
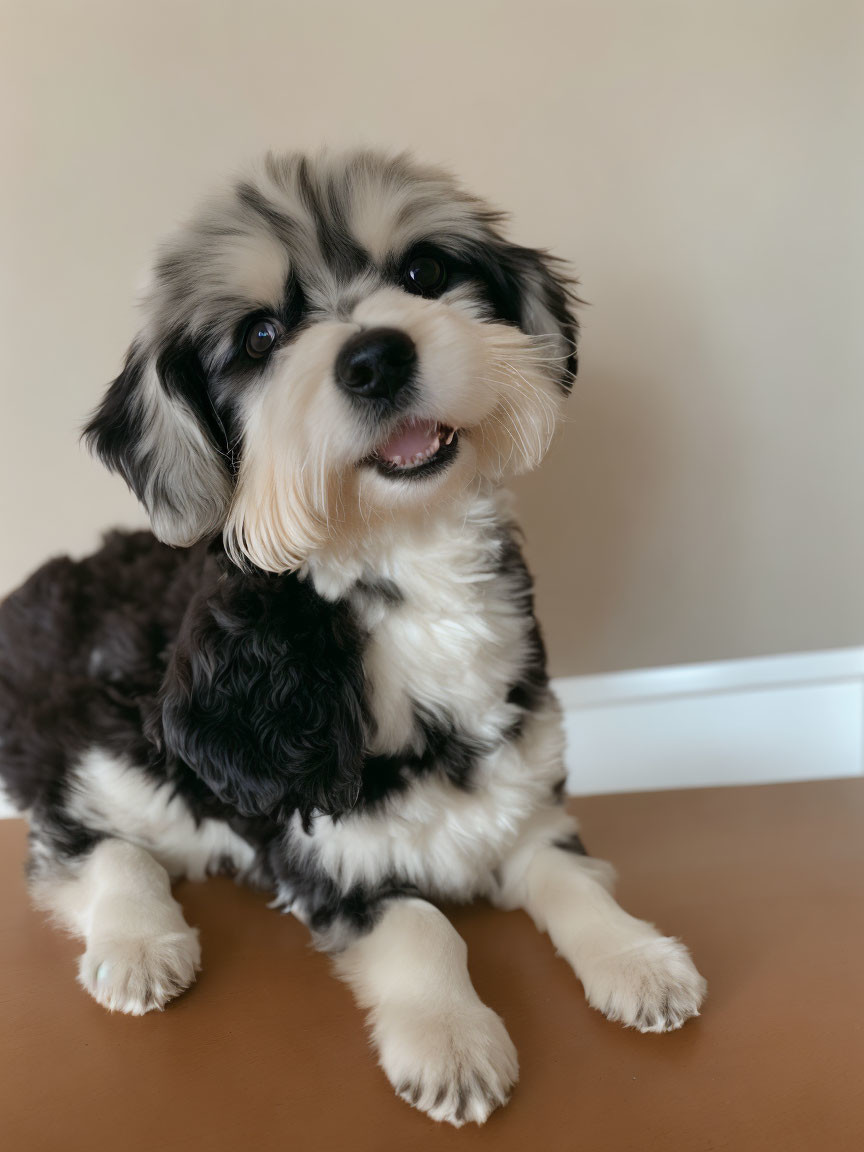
(338, 326, 461, 480)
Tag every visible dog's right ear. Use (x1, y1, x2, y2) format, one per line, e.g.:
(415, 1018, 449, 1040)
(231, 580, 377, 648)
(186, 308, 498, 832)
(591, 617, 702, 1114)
(84, 338, 234, 548)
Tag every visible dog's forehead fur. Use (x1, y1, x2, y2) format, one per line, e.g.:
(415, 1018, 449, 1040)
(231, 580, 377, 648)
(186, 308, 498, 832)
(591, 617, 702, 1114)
(146, 150, 504, 340)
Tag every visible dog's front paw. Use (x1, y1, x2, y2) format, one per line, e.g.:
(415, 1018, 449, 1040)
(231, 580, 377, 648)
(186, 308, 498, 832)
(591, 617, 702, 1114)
(372, 1002, 518, 1127)
(78, 927, 201, 1015)
(583, 935, 706, 1033)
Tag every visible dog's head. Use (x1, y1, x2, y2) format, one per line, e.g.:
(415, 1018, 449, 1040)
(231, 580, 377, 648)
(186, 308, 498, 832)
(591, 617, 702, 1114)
(85, 151, 578, 570)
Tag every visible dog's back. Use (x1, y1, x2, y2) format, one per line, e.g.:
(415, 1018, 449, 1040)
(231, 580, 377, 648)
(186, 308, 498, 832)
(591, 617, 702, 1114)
(0, 530, 196, 816)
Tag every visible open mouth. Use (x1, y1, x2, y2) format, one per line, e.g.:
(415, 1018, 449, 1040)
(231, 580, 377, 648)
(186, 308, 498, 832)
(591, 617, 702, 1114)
(367, 418, 460, 479)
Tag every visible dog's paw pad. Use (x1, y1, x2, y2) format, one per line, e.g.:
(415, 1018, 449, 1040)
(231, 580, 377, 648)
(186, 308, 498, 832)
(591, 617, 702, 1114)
(585, 935, 706, 1034)
(78, 928, 201, 1015)
(375, 1003, 518, 1126)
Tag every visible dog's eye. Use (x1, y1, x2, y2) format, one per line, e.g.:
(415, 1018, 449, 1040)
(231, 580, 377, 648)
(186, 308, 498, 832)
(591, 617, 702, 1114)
(245, 319, 282, 359)
(405, 255, 447, 297)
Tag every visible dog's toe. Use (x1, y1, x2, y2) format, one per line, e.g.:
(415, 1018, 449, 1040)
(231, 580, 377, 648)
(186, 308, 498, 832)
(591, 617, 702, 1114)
(374, 1002, 518, 1126)
(78, 927, 201, 1015)
(583, 934, 706, 1033)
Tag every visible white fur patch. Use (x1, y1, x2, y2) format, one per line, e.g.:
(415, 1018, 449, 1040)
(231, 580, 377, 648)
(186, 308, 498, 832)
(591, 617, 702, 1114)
(332, 491, 531, 748)
(287, 493, 567, 906)
(333, 898, 517, 1126)
(496, 840, 707, 1032)
(67, 748, 255, 881)
(292, 709, 565, 904)
(79, 926, 201, 1016)
(31, 838, 201, 1016)
(0, 776, 21, 817)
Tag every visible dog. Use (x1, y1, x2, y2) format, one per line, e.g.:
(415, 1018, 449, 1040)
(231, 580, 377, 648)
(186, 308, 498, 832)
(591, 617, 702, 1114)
(0, 150, 705, 1127)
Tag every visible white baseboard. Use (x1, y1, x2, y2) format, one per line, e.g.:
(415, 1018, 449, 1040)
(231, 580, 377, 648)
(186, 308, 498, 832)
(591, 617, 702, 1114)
(2, 648, 862, 816)
(555, 647, 864, 795)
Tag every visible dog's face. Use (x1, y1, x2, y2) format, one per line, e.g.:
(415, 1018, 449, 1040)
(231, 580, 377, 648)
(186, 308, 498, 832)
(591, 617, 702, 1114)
(86, 151, 578, 571)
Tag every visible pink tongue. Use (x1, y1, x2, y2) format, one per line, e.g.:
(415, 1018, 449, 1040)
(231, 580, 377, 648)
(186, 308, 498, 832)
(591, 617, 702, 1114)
(377, 419, 438, 462)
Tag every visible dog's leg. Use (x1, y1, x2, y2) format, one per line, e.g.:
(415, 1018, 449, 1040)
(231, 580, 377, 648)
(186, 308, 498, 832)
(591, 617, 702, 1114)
(494, 811, 706, 1032)
(331, 897, 518, 1127)
(30, 837, 200, 1015)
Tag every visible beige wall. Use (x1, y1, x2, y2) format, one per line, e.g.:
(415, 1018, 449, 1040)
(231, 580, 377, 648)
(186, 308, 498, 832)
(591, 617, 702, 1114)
(1, 0, 862, 676)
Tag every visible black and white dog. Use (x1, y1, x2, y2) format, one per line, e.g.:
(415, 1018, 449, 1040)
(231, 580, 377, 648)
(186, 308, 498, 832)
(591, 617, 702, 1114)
(0, 151, 705, 1126)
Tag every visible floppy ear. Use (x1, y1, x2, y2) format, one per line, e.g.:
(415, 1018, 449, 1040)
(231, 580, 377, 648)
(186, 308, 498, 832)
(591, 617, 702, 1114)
(84, 338, 234, 547)
(497, 242, 580, 391)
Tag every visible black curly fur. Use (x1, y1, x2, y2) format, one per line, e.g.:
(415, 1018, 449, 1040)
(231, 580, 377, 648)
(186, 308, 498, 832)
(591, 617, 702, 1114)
(160, 559, 368, 825)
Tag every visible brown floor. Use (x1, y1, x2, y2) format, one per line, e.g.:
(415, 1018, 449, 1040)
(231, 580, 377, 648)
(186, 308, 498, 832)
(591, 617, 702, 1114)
(2, 780, 863, 1151)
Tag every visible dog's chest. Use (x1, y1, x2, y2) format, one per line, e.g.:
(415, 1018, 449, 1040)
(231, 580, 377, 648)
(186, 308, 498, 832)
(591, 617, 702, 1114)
(295, 499, 554, 901)
(350, 527, 527, 754)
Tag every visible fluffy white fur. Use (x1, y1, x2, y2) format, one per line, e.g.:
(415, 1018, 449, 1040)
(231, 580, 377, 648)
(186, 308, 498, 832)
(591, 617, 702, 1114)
(495, 833, 707, 1032)
(66, 748, 256, 881)
(332, 898, 518, 1127)
(31, 838, 200, 1016)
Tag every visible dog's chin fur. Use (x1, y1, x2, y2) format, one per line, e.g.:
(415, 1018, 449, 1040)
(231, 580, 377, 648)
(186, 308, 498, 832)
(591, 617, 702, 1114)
(0, 150, 706, 1128)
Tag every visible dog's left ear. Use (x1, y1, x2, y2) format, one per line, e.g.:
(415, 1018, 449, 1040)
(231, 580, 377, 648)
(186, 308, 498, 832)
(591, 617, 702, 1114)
(496, 242, 580, 390)
(84, 337, 233, 547)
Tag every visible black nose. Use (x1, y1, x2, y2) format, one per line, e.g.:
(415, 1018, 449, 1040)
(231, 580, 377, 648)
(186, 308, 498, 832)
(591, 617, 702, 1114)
(335, 327, 417, 402)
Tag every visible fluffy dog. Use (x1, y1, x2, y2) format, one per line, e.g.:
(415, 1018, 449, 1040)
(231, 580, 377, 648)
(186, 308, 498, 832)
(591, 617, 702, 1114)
(0, 151, 705, 1126)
